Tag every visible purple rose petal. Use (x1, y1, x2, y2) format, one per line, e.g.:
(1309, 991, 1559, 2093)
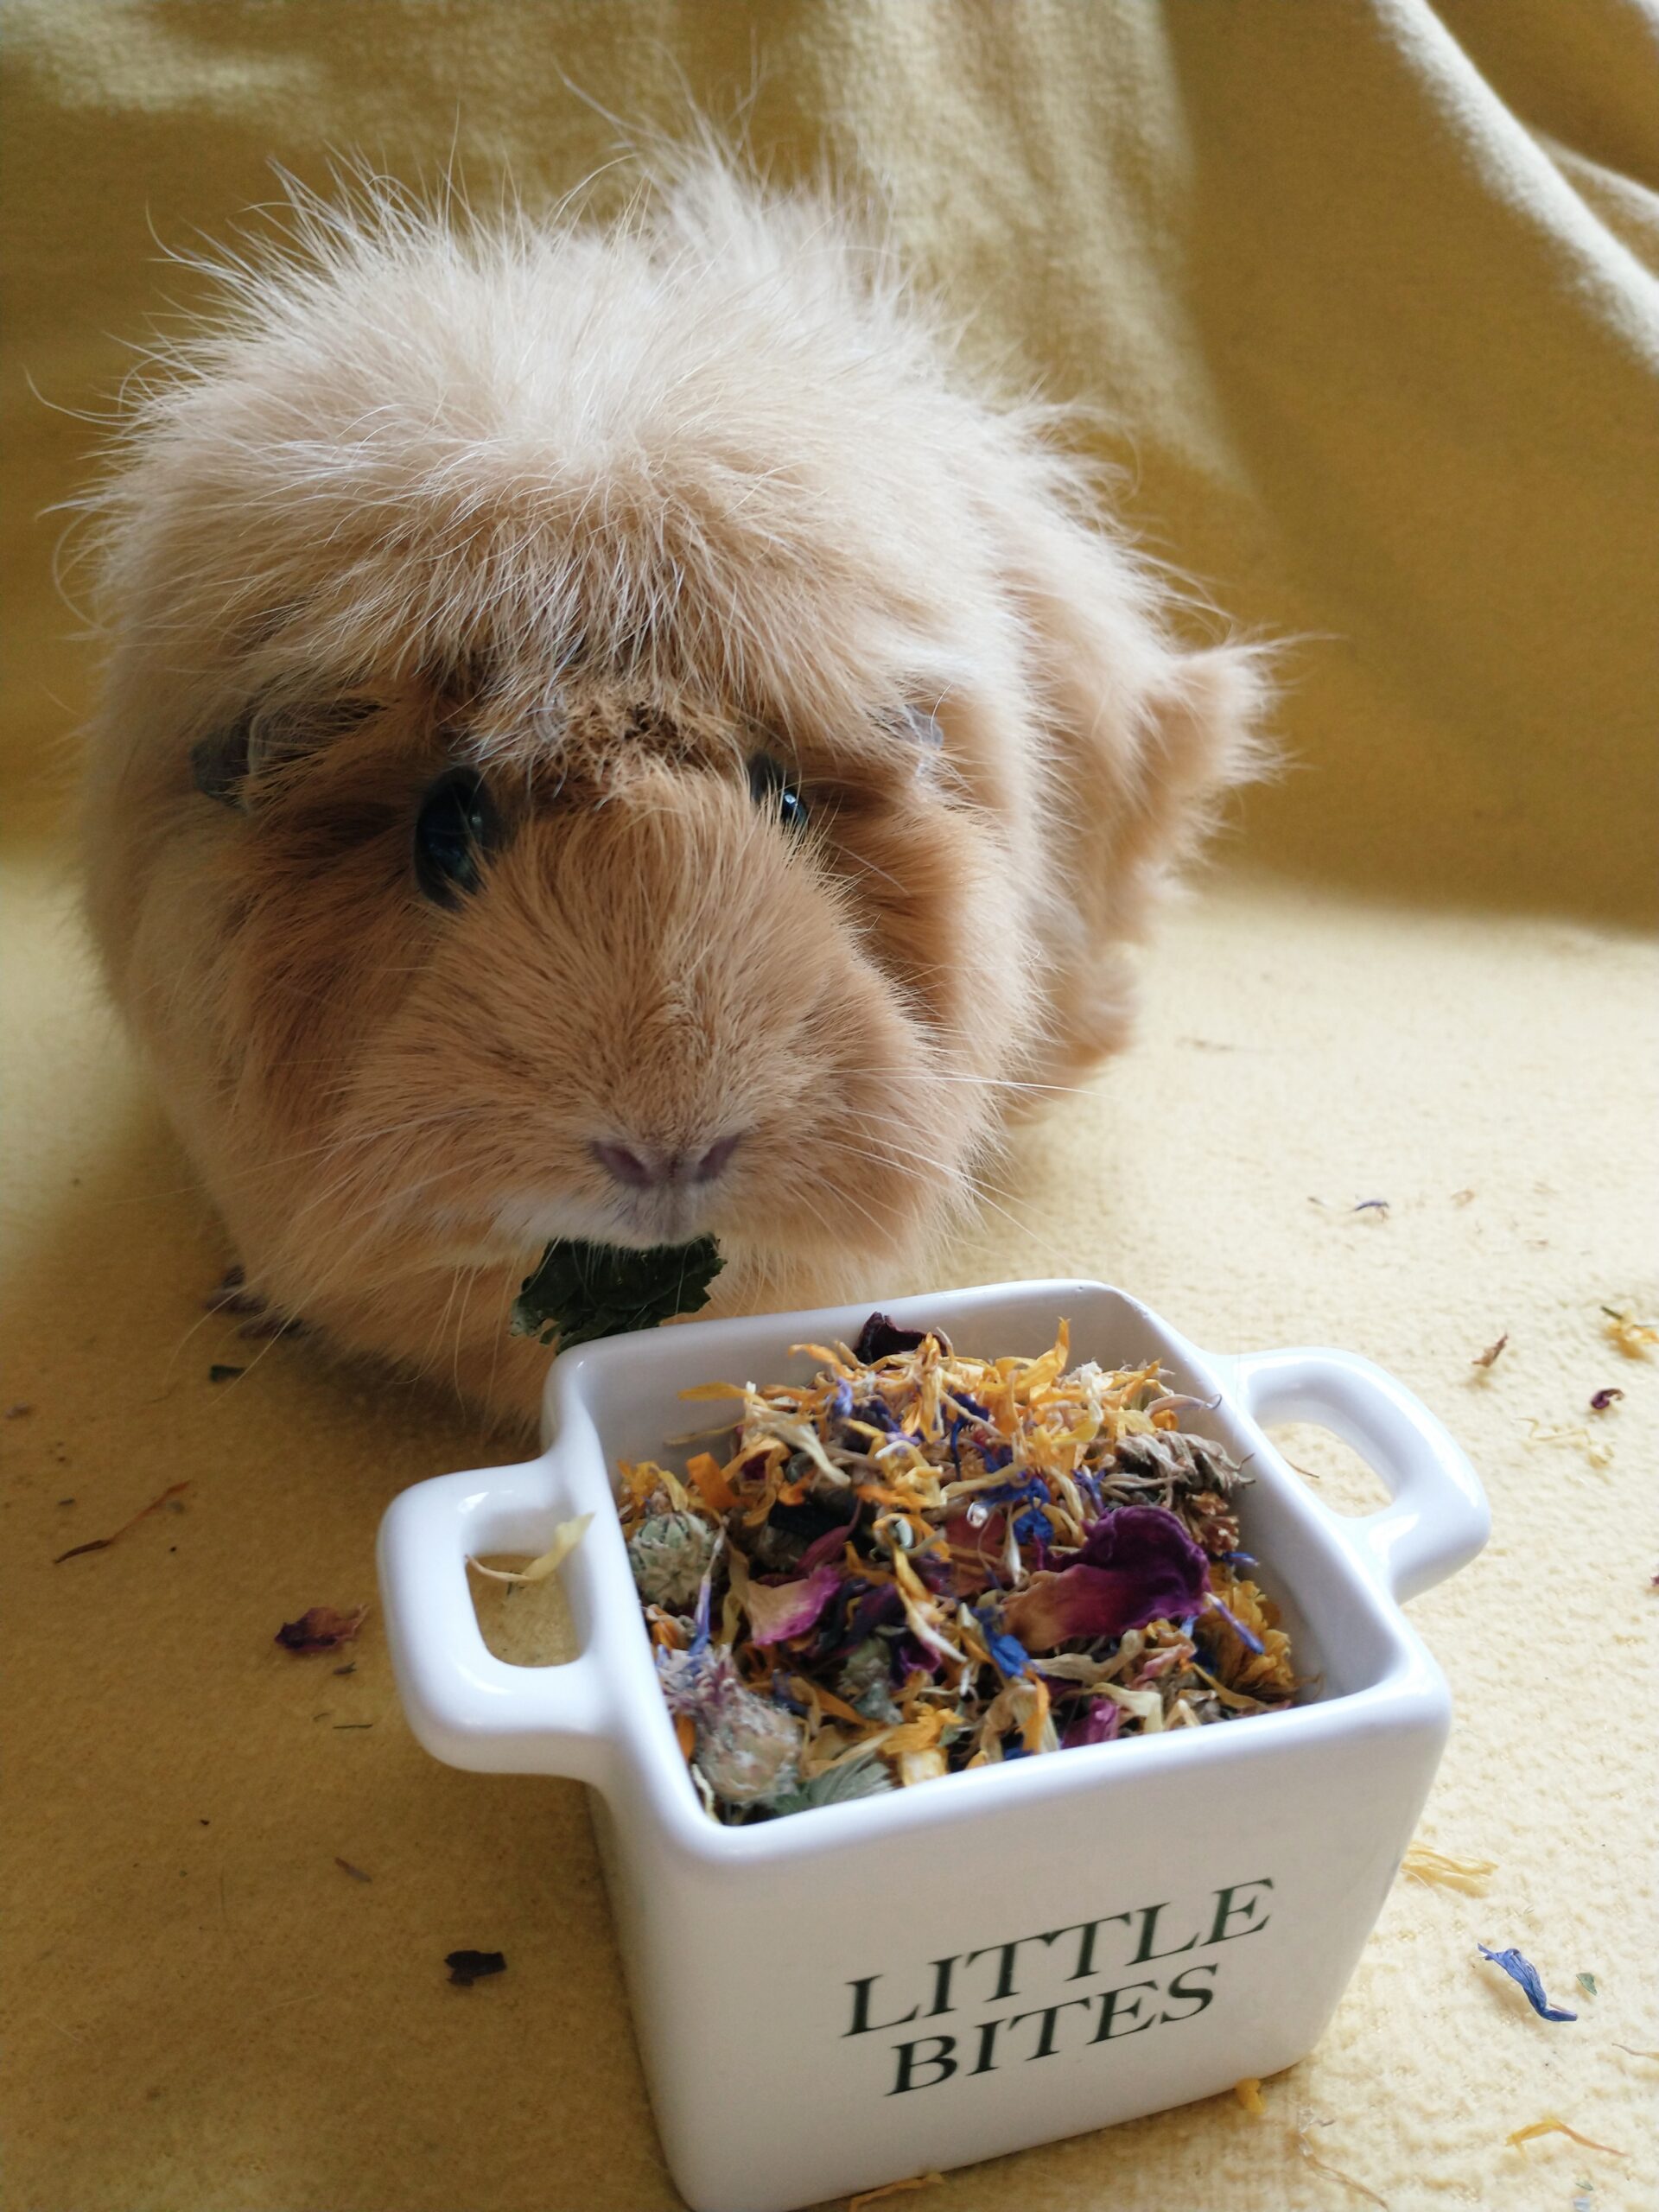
(744, 1563, 843, 1647)
(1004, 1506, 1211, 1653)
(1061, 1698, 1123, 1749)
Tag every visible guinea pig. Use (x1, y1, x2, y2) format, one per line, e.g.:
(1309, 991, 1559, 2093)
(79, 161, 1266, 1432)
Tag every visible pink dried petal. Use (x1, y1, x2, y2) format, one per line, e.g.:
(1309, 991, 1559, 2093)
(743, 1563, 843, 1647)
(275, 1605, 367, 1655)
(1061, 1698, 1123, 1749)
(1004, 1507, 1209, 1653)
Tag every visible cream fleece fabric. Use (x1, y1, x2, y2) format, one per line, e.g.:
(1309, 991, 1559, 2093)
(2, 5, 1656, 2210)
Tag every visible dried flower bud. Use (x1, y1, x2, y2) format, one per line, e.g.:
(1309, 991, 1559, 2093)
(766, 1751, 894, 1815)
(627, 1510, 717, 1612)
(836, 1636, 901, 1722)
(697, 1680, 803, 1805)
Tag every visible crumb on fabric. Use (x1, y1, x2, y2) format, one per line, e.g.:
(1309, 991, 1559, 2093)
(1470, 1333, 1509, 1370)
(445, 1948, 505, 1988)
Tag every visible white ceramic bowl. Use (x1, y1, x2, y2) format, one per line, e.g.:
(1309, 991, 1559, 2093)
(378, 1279, 1489, 2212)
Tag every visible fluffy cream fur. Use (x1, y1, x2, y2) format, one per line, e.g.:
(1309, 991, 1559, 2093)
(80, 162, 1266, 1429)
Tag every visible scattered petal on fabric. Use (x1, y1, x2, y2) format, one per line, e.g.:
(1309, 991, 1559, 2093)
(1402, 1844, 1496, 1893)
(846, 2172, 944, 2212)
(1506, 2116, 1626, 2156)
(275, 1605, 367, 1655)
(1600, 1306, 1657, 1357)
(1478, 1944, 1578, 2020)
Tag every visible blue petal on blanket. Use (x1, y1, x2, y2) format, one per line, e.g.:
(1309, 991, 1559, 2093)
(1477, 1944, 1578, 2021)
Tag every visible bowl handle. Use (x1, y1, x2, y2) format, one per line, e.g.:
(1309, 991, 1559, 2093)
(377, 1459, 618, 1783)
(1226, 1347, 1491, 1603)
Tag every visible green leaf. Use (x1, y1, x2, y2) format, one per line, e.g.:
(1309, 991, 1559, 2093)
(509, 1236, 724, 1351)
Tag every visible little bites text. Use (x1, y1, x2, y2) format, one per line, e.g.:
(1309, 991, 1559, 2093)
(843, 1878, 1274, 2094)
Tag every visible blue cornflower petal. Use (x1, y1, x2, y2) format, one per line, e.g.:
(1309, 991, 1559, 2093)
(973, 1605, 1033, 1679)
(1206, 1591, 1265, 1656)
(1477, 1945, 1577, 2021)
(828, 1379, 855, 1421)
(1223, 1550, 1258, 1567)
(1013, 1505, 1054, 1546)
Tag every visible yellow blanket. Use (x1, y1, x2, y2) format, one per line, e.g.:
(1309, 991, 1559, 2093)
(3, 6, 1655, 2210)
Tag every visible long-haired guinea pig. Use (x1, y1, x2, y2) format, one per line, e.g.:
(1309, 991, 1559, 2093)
(79, 161, 1266, 1431)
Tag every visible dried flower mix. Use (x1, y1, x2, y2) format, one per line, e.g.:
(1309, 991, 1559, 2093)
(619, 1315, 1300, 1823)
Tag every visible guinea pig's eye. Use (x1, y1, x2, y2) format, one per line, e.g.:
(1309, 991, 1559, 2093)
(747, 753, 809, 835)
(413, 767, 500, 906)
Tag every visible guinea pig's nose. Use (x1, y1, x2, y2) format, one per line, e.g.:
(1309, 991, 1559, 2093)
(589, 1134, 745, 1191)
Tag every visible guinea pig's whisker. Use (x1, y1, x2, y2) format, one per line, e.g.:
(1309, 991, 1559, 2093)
(817, 1126, 1064, 1265)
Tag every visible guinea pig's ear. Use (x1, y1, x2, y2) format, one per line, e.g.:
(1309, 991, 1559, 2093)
(994, 486, 1270, 937)
(189, 694, 378, 807)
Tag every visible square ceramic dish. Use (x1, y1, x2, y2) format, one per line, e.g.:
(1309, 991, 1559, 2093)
(378, 1279, 1488, 2212)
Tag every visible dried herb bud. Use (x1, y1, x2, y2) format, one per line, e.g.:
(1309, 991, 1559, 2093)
(626, 1510, 717, 1611)
(697, 1681, 803, 1806)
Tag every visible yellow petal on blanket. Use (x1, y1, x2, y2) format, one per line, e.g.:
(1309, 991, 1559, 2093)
(846, 2173, 944, 2212)
(1402, 1843, 1497, 1893)
(1234, 2077, 1267, 2117)
(468, 1512, 594, 1585)
(1506, 2116, 1626, 2157)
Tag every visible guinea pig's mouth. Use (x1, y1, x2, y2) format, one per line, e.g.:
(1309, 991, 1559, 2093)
(485, 1184, 730, 1259)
